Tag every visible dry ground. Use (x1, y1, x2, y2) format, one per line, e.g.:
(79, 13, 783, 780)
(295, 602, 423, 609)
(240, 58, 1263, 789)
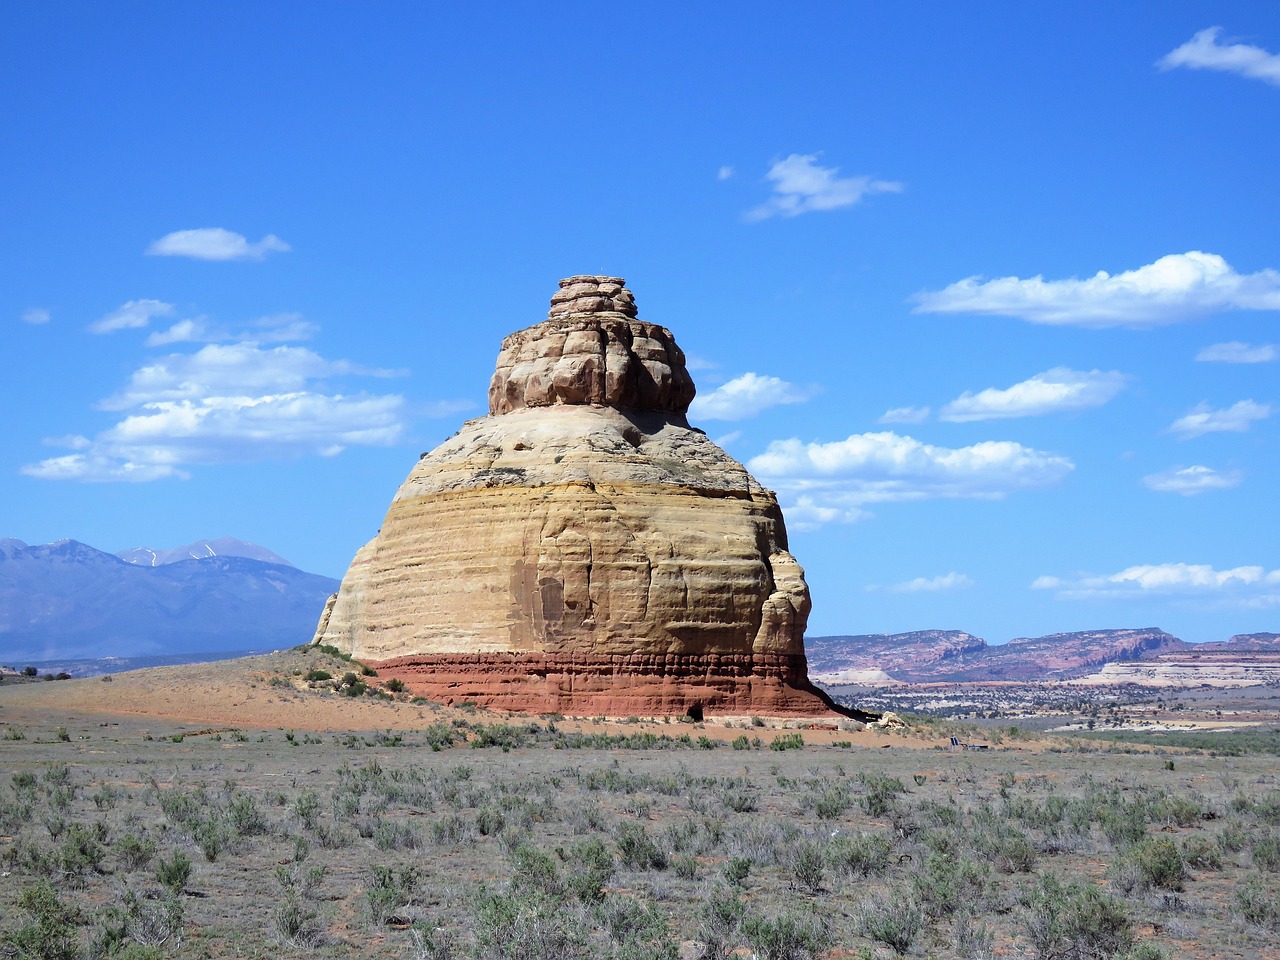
(1, 649, 1279, 960)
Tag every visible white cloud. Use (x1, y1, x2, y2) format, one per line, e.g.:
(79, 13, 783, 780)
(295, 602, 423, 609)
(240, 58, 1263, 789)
(879, 405, 930, 425)
(22, 333, 433, 482)
(1196, 341, 1277, 363)
(939, 367, 1128, 422)
(1034, 562, 1280, 607)
(246, 313, 316, 342)
(746, 153, 902, 221)
(749, 430, 1073, 527)
(41, 435, 91, 450)
(146, 228, 291, 261)
(98, 342, 404, 412)
(89, 299, 175, 334)
(21, 308, 50, 325)
(783, 496, 870, 532)
(868, 572, 975, 594)
(22, 453, 188, 483)
(689, 372, 816, 421)
(1159, 27, 1280, 86)
(143, 312, 315, 347)
(1143, 464, 1243, 495)
(717, 166, 735, 181)
(913, 251, 1280, 328)
(145, 318, 216, 346)
(712, 431, 742, 448)
(1169, 400, 1271, 439)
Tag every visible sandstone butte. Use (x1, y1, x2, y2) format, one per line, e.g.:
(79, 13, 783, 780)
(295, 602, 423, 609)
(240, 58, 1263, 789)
(314, 275, 857, 720)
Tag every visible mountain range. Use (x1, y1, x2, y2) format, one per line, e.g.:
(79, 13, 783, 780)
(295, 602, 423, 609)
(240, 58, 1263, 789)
(0, 538, 339, 663)
(805, 628, 1280, 684)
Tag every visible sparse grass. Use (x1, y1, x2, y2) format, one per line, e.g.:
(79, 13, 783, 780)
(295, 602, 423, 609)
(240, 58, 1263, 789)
(2, 692, 1279, 960)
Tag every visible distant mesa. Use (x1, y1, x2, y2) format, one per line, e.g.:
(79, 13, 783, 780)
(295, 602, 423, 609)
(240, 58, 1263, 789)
(314, 275, 850, 718)
(807, 628, 1189, 684)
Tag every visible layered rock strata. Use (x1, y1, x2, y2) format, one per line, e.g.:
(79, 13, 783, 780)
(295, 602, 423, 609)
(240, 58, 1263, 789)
(315, 276, 843, 717)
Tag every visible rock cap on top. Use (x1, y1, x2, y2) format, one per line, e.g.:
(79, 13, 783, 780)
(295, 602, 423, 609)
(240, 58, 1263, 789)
(488, 275, 695, 416)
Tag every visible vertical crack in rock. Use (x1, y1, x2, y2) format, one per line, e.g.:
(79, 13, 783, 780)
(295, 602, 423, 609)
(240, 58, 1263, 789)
(315, 275, 845, 717)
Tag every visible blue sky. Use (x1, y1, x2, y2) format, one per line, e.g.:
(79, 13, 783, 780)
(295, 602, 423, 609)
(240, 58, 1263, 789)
(3, 3, 1278, 644)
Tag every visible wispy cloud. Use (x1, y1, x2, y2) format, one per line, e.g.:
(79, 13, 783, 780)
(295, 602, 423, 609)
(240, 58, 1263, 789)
(21, 308, 51, 325)
(146, 228, 291, 261)
(89, 299, 175, 334)
(939, 367, 1128, 422)
(1143, 464, 1243, 495)
(913, 251, 1280, 328)
(689, 372, 816, 421)
(878, 406, 931, 425)
(1169, 400, 1271, 439)
(717, 166, 735, 181)
(1034, 562, 1280, 607)
(868, 572, 975, 594)
(144, 312, 316, 347)
(98, 342, 403, 412)
(782, 496, 871, 531)
(1159, 27, 1280, 87)
(748, 431, 1073, 528)
(746, 153, 902, 221)
(22, 315, 445, 482)
(1196, 341, 1277, 364)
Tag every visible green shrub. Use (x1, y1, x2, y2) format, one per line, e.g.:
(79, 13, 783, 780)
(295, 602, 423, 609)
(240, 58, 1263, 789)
(271, 895, 324, 947)
(741, 909, 831, 960)
(508, 842, 562, 897)
(57, 822, 106, 887)
(616, 822, 667, 871)
(790, 841, 824, 893)
(1020, 874, 1132, 960)
(911, 852, 987, 919)
(1236, 874, 1280, 930)
(565, 838, 614, 902)
(116, 834, 157, 871)
(813, 787, 852, 820)
(596, 894, 671, 953)
(826, 832, 892, 877)
(1130, 837, 1187, 891)
(304, 669, 332, 682)
(722, 856, 751, 886)
(1, 879, 79, 960)
(1180, 835, 1223, 871)
(1251, 831, 1280, 872)
(366, 864, 420, 925)
(472, 889, 587, 960)
(672, 853, 698, 880)
(857, 773, 907, 817)
(226, 793, 268, 836)
(858, 891, 923, 955)
(155, 850, 192, 895)
(697, 885, 745, 959)
(770, 733, 804, 751)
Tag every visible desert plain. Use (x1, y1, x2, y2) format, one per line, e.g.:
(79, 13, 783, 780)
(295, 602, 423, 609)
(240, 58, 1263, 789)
(2, 647, 1280, 960)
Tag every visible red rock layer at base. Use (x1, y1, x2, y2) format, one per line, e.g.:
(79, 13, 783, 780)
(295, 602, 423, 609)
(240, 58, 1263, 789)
(366, 651, 857, 719)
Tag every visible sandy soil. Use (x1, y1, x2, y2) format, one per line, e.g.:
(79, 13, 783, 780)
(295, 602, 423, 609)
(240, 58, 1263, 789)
(0, 649, 963, 750)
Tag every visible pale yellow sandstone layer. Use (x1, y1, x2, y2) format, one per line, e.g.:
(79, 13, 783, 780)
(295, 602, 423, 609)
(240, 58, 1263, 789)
(315, 405, 807, 665)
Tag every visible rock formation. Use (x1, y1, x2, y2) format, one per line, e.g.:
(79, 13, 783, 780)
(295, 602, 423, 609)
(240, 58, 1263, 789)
(314, 276, 844, 717)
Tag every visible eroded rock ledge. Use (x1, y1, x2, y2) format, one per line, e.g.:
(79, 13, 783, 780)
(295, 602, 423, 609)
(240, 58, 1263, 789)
(315, 275, 841, 718)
